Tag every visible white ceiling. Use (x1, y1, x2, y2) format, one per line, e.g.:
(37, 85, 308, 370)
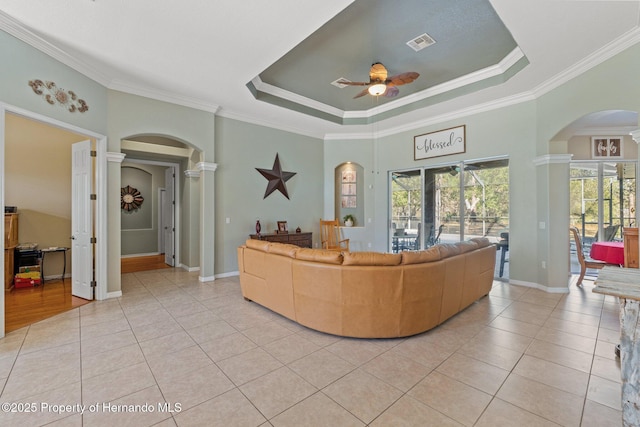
(0, 0, 639, 139)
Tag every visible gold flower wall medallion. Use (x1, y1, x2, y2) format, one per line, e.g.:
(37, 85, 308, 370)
(121, 185, 144, 211)
(28, 80, 89, 113)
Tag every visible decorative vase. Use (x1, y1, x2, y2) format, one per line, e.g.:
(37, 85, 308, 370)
(345, 220, 353, 227)
(256, 220, 261, 236)
(296, 227, 301, 233)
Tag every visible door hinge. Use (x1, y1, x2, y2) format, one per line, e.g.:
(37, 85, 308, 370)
(90, 194, 97, 200)
(90, 237, 97, 244)
(172, 254, 175, 259)
(90, 150, 97, 157)
(90, 280, 97, 288)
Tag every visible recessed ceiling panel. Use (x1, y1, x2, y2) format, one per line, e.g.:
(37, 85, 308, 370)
(252, 0, 524, 122)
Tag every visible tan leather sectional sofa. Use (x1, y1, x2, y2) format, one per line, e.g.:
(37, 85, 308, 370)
(237, 237, 496, 338)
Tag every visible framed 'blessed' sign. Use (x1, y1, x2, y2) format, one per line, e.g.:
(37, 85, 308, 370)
(414, 125, 466, 160)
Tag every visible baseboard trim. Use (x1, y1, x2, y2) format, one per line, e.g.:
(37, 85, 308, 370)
(121, 252, 161, 258)
(199, 275, 216, 283)
(106, 290, 123, 299)
(215, 271, 239, 279)
(509, 279, 570, 294)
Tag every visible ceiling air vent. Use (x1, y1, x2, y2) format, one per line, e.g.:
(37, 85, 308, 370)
(331, 78, 350, 88)
(407, 33, 436, 52)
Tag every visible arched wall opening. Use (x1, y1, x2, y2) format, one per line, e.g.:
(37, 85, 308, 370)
(551, 109, 639, 285)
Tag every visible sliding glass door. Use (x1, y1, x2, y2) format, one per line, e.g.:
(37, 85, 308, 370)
(423, 159, 509, 244)
(389, 158, 509, 269)
(570, 161, 636, 271)
(390, 170, 423, 252)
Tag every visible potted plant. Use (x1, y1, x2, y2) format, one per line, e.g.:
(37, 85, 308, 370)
(343, 214, 355, 227)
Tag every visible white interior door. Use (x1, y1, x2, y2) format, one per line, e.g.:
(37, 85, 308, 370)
(163, 167, 175, 266)
(71, 140, 94, 300)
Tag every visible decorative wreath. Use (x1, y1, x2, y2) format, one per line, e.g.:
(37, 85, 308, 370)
(121, 185, 144, 211)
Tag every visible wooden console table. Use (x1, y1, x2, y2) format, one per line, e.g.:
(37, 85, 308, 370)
(593, 266, 640, 426)
(250, 232, 312, 248)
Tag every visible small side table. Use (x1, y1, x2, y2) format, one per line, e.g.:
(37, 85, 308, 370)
(593, 266, 640, 426)
(40, 247, 70, 284)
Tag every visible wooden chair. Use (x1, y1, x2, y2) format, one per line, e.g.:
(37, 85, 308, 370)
(320, 219, 349, 252)
(570, 226, 611, 286)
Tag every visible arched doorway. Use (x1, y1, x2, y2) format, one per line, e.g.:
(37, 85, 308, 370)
(553, 110, 639, 284)
(120, 135, 200, 273)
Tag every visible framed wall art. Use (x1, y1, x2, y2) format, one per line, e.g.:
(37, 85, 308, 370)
(277, 221, 288, 233)
(414, 125, 466, 160)
(592, 136, 623, 158)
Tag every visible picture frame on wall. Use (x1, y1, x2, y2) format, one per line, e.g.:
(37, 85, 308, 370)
(342, 170, 356, 183)
(414, 125, 466, 160)
(277, 221, 288, 233)
(592, 136, 623, 158)
(341, 196, 356, 208)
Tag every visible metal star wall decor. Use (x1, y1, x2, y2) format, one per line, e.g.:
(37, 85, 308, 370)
(256, 153, 297, 199)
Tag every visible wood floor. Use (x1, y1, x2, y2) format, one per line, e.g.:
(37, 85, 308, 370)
(4, 254, 171, 333)
(4, 279, 90, 333)
(121, 254, 171, 273)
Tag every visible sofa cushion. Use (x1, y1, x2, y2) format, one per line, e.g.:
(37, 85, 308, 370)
(268, 243, 299, 258)
(437, 244, 461, 259)
(295, 248, 344, 265)
(343, 251, 402, 266)
(469, 237, 491, 248)
(401, 247, 442, 265)
(246, 239, 270, 252)
(457, 240, 479, 253)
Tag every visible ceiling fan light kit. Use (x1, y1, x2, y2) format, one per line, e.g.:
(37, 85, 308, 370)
(368, 83, 387, 96)
(339, 62, 419, 99)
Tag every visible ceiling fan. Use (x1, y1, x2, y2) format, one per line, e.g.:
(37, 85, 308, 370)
(338, 62, 419, 99)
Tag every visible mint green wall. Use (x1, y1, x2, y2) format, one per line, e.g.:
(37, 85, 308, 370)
(215, 116, 324, 273)
(0, 30, 107, 133)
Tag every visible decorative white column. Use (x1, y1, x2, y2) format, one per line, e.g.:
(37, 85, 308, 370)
(533, 154, 573, 291)
(197, 161, 217, 282)
(106, 152, 126, 299)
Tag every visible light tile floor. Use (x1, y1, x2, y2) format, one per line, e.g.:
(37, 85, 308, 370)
(0, 269, 623, 426)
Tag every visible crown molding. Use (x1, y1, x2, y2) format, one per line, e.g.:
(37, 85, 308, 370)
(533, 26, 640, 98)
(109, 80, 220, 115)
(216, 108, 325, 139)
(0, 11, 112, 86)
(325, 91, 536, 141)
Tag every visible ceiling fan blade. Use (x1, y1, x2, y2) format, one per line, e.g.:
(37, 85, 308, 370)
(387, 72, 419, 86)
(337, 79, 370, 86)
(384, 86, 399, 97)
(353, 88, 371, 99)
(369, 62, 388, 83)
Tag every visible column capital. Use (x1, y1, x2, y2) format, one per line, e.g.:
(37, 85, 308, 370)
(106, 152, 126, 163)
(196, 162, 218, 172)
(533, 154, 572, 166)
(630, 129, 640, 144)
(184, 170, 200, 178)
